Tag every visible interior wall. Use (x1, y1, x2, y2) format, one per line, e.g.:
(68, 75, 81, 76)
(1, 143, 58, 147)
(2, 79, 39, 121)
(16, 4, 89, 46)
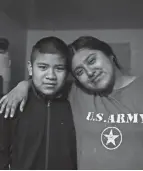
(25, 29, 143, 78)
(0, 11, 27, 92)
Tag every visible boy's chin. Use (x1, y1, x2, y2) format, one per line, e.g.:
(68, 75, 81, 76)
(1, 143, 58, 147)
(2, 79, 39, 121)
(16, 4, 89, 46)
(41, 89, 57, 96)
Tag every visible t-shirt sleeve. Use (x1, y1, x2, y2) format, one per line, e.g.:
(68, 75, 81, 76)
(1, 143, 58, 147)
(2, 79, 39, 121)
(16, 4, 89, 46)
(132, 77, 143, 112)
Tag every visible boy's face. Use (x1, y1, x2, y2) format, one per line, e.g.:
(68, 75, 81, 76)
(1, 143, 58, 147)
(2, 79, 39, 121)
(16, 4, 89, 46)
(28, 52, 67, 96)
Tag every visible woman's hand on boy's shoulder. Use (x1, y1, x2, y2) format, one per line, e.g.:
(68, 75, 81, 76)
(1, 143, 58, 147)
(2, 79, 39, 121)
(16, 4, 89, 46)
(0, 81, 29, 118)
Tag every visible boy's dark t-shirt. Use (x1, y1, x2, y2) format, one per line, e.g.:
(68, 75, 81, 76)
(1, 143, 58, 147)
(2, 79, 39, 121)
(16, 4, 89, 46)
(0, 85, 77, 170)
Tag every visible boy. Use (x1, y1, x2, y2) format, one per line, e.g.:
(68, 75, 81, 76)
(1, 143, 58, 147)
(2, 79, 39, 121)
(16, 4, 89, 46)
(0, 37, 77, 169)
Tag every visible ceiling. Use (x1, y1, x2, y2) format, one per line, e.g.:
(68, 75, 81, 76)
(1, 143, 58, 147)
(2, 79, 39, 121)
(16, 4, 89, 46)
(1, 0, 143, 29)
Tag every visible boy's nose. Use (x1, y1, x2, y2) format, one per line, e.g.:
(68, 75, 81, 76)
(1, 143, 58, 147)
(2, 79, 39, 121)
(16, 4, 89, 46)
(45, 69, 56, 80)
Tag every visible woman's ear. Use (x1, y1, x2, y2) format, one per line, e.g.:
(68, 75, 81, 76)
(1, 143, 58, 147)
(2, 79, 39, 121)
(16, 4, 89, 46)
(110, 55, 114, 61)
(27, 61, 32, 76)
(109, 55, 115, 66)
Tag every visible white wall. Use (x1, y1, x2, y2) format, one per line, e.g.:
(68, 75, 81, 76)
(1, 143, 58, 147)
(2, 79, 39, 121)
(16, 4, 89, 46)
(25, 29, 143, 78)
(0, 11, 27, 92)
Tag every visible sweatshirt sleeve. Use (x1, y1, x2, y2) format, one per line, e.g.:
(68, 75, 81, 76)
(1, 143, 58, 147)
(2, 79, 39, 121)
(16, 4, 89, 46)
(66, 101, 77, 170)
(0, 115, 11, 169)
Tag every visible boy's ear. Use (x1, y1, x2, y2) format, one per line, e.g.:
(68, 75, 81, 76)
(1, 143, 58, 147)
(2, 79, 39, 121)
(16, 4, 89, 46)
(27, 61, 32, 76)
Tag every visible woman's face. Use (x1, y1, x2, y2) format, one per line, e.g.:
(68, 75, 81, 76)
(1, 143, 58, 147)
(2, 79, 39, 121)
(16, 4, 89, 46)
(71, 48, 115, 93)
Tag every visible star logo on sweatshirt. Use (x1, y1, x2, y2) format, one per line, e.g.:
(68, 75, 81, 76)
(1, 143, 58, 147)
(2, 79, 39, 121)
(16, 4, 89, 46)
(101, 127, 122, 150)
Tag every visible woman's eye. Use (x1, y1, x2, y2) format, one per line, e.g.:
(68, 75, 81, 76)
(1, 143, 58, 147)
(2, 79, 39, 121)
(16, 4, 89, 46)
(75, 69, 84, 76)
(88, 58, 96, 65)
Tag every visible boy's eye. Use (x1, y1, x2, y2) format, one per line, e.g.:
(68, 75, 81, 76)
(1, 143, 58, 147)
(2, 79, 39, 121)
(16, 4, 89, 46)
(38, 65, 47, 70)
(56, 66, 66, 71)
(75, 68, 84, 77)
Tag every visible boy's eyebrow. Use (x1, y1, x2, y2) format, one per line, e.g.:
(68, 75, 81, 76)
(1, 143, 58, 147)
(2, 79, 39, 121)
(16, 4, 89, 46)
(36, 63, 66, 67)
(55, 64, 66, 66)
(36, 62, 48, 65)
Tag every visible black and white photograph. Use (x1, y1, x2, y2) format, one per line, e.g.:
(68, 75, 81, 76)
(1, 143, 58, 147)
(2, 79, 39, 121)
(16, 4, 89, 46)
(0, 0, 143, 170)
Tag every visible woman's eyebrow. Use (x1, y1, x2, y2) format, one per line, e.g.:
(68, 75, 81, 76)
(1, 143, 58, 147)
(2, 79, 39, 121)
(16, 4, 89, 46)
(84, 53, 96, 63)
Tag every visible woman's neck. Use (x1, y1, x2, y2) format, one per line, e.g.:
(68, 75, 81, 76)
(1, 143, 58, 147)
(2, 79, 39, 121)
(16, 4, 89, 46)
(113, 69, 136, 90)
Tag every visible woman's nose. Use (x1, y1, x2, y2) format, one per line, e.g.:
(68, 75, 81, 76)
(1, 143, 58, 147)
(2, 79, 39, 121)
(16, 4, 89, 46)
(85, 66, 94, 77)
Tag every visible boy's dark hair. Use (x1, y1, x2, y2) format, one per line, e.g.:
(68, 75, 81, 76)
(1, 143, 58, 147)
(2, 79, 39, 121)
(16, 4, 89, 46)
(30, 36, 71, 69)
(68, 36, 122, 71)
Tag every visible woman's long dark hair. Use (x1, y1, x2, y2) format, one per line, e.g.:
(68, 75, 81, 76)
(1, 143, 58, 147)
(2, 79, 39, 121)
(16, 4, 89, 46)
(68, 36, 123, 71)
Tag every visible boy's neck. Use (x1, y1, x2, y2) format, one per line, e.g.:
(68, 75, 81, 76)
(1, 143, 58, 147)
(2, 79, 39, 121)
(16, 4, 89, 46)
(31, 81, 56, 102)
